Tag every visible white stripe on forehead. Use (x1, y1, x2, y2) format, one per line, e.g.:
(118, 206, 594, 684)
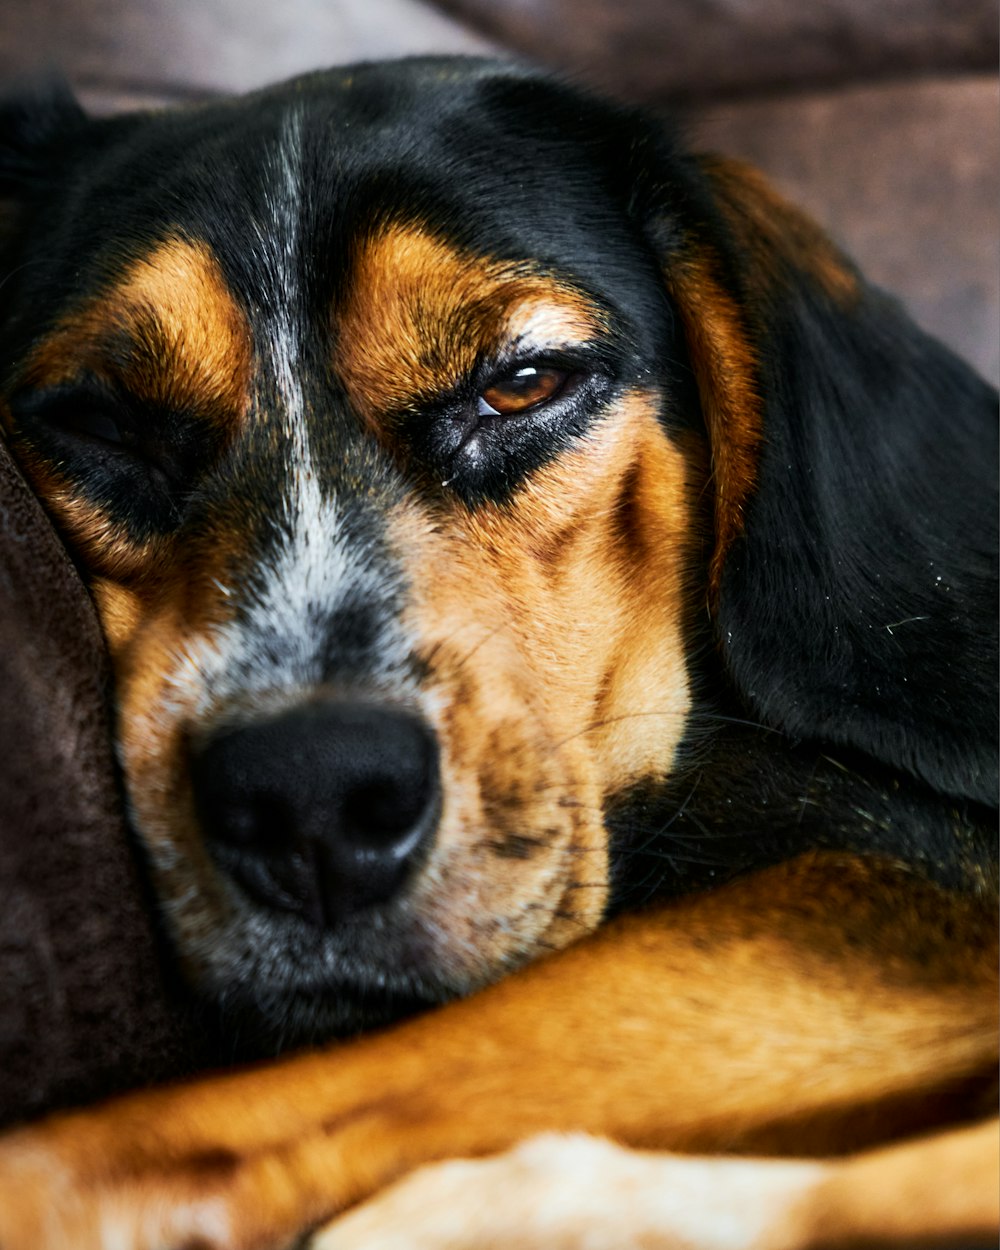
(255, 109, 349, 668)
(260, 106, 307, 447)
(161, 110, 414, 718)
(260, 109, 341, 634)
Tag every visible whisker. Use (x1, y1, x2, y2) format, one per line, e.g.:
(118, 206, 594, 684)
(548, 707, 689, 754)
(692, 711, 783, 736)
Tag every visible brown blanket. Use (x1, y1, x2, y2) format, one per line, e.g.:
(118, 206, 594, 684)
(0, 439, 211, 1128)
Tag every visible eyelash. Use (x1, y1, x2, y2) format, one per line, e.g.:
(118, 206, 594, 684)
(8, 384, 197, 497)
(45, 403, 134, 450)
(10, 344, 612, 508)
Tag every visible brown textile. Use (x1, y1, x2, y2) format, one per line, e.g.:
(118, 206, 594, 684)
(0, 442, 208, 1128)
(438, 0, 998, 102)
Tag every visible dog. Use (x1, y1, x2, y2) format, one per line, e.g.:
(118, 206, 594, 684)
(0, 57, 996, 1249)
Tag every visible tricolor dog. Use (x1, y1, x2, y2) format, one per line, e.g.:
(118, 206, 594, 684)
(0, 58, 996, 1249)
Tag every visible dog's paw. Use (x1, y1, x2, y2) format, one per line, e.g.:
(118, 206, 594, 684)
(0, 1117, 236, 1250)
(0, 1126, 91, 1249)
(310, 1132, 823, 1250)
(0, 1056, 430, 1250)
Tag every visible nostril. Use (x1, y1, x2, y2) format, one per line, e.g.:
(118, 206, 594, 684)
(336, 724, 438, 858)
(190, 701, 440, 925)
(342, 781, 427, 849)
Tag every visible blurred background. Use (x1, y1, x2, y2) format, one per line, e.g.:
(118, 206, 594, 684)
(2, 0, 997, 382)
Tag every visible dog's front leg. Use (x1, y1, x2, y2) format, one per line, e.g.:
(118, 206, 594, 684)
(311, 1117, 1000, 1250)
(0, 853, 993, 1250)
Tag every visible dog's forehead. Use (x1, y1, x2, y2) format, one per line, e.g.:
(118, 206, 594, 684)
(51, 64, 663, 328)
(2, 61, 687, 557)
(9, 64, 678, 441)
(160, 63, 628, 233)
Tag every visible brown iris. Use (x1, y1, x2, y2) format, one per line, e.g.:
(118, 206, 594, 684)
(479, 366, 568, 415)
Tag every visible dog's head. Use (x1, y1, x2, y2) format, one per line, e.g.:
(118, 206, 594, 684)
(1, 60, 995, 1043)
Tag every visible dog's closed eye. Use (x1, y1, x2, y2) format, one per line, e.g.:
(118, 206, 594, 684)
(7, 382, 210, 556)
(13, 384, 137, 453)
(46, 403, 131, 450)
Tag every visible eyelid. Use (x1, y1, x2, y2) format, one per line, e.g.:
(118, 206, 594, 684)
(11, 381, 134, 440)
(63, 409, 130, 445)
(12, 377, 123, 415)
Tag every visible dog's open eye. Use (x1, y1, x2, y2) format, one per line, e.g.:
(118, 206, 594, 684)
(478, 366, 569, 416)
(411, 350, 611, 501)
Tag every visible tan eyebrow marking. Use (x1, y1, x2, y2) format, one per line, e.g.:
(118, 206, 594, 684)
(665, 246, 761, 606)
(666, 159, 859, 607)
(334, 224, 605, 422)
(20, 237, 252, 427)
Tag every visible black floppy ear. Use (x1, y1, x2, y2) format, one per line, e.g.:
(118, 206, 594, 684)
(0, 80, 88, 350)
(657, 155, 998, 805)
(0, 78, 86, 197)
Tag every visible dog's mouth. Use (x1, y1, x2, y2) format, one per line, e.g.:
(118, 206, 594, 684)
(168, 849, 545, 1054)
(125, 685, 611, 1050)
(201, 911, 462, 1055)
(162, 838, 481, 1051)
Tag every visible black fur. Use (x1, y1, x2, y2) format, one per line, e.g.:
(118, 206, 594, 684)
(716, 270, 998, 807)
(1, 60, 996, 988)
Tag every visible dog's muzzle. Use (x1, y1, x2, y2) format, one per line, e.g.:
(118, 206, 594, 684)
(191, 702, 440, 927)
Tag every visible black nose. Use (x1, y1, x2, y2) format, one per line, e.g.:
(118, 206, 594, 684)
(191, 702, 439, 927)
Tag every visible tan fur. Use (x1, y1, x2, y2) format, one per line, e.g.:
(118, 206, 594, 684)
(336, 224, 604, 424)
(702, 157, 861, 310)
(663, 249, 761, 601)
(19, 237, 252, 420)
(0, 856, 993, 1249)
(111, 596, 244, 973)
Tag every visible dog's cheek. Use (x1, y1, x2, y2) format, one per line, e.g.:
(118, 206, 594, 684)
(470, 389, 698, 793)
(586, 416, 702, 789)
(112, 613, 195, 810)
(411, 617, 610, 977)
(438, 670, 610, 967)
(97, 585, 229, 900)
(384, 390, 698, 968)
(90, 577, 145, 653)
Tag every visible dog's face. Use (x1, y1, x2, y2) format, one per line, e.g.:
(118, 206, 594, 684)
(0, 62, 708, 1037)
(1, 59, 995, 1043)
